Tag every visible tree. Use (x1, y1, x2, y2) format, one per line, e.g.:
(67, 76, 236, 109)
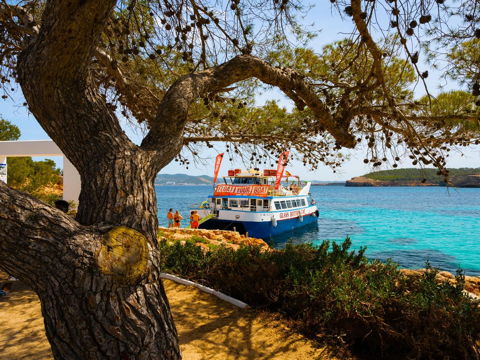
(0, 117, 20, 141)
(7, 157, 62, 204)
(0, 119, 61, 203)
(0, 0, 479, 359)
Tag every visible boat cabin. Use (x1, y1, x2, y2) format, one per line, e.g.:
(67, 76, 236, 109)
(207, 168, 310, 213)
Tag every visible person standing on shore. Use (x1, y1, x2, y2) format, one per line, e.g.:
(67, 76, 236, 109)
(191, 211, 200, 229)
(189, 211, 194, 228)
(167, 209, 174, 228)
(173, 210, 183, 228)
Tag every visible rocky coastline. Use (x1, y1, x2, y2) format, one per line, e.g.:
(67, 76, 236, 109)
(158, 227, 269, 251)
(158, 228, 480, 298)
(400, 269, 480, 298)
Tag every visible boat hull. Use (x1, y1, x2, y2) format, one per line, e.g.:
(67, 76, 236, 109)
(200, 212, 318, 240)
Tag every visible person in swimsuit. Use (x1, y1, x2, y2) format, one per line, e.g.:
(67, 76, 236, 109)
(173, 211, 183, 228)
(191, 211, 200, 229)
(167, 209, 174, 228)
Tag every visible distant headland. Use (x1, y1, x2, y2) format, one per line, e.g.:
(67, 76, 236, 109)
(346, 168, 480, 187)
(155, 173, 214, 185)
(156, 168, 480, 188)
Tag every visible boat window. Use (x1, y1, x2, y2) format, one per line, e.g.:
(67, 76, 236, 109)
(222, 198, 228, 209)
(274, 201, 281, 210)
(232, 177, 261, 185)
(280, 200, 287, 209)
(286, 200, 292, 208)
(291, 200, 297, 208)
(295, 199, 300, 207)
(263, 200, 269, 209)
(240, 200, 249, 208)
(230, 199, 238, 208)
(301, 199, 306, 206)
(216, 198, 222, 205)
(257, 199, 263, 206)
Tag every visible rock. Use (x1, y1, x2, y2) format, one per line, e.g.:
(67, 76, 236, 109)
(451, 175, 480, 188)
(158, 227, 269, 251)
(400, 269, 480, 297)
(345, 176, 379, 187)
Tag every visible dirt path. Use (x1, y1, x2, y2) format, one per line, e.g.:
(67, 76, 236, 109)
(0, 280, 340, 360)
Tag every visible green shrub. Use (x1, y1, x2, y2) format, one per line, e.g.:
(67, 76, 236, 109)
(159, 238, 480, 359)
(189, 235, 208, 244)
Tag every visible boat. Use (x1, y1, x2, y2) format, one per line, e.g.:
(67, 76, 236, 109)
(196, 162, 319, 239)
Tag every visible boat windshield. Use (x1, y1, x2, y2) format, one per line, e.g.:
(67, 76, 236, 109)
(232, 177, 262, 185)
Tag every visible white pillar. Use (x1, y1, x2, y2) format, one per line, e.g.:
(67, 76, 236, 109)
(0, 156, 6, 183)
(63, 157, 81, 204)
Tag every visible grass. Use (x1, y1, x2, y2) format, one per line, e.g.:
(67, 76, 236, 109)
(159, 238, 480, 359)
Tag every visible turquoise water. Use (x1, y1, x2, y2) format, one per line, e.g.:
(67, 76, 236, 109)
(156, 185, 480, 275)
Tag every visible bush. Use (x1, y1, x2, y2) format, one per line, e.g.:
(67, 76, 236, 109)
(159, 238, 480, 359)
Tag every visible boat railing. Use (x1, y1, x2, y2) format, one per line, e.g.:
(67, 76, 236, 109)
(268, 186, 300, 197)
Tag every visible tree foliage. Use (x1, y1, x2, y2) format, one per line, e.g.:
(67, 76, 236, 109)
(7, 157, 62, 204)
(0, 118, 62, 204)
(0, 0, 478, 177)
(0, 117, 20, 141)
(447, 39, 480, 86)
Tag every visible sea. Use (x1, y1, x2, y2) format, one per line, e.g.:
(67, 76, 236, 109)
(156, 185, 480, 276)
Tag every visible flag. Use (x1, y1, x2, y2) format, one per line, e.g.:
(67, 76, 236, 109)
(274, 151, 290, 190)
(213, 153, 224, 184)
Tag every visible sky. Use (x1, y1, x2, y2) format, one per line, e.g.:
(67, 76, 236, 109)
(0, 1, 478, 181)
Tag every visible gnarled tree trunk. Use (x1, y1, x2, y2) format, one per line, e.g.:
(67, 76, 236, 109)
(0, 0, 183, 358)
(0, 158, 181, 359)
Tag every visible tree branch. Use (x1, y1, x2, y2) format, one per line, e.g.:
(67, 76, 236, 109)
(0, 181, 155, 288)
(0, 181, 84, 285)
(183, 134, 292, 144)
(142, 54, 356, 152)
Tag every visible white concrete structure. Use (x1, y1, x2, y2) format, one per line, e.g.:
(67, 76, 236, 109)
(0, 140, 81, 203)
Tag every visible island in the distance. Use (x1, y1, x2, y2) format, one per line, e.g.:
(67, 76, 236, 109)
(346, 168, 480, 187)
(155, 173, 213, 185)
(156, 169, 480, 187)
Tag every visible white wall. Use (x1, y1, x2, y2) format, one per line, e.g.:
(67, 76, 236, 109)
(0, 140, 81, 203)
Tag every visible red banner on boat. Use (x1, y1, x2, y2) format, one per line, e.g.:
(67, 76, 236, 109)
(274, 151, 290, 190)
(213, 153, 224, 184)
(214, 184, 270, 197)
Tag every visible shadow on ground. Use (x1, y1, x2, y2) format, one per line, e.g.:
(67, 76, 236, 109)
(0, 278, 341, 360)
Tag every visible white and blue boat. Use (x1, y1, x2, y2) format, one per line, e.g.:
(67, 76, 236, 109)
(198, 168, 319, 239)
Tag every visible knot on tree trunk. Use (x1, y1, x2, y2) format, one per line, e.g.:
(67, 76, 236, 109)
(97, 226, 149, 284)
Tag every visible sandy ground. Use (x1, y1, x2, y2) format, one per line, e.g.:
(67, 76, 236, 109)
(0, 279, 340, 360)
